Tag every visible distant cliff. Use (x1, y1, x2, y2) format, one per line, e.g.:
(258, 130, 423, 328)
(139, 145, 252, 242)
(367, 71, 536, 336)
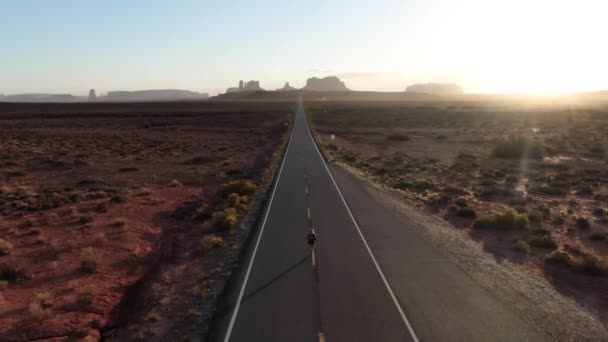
(302, 76, 349, 91)
(405, 83, 463, 95)
(105, 89, 208, 101)
(226, 80, 264, 93)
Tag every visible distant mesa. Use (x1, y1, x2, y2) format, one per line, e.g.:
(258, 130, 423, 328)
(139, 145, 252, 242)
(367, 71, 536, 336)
(276, 82, 297, 92)
(302, 76, 349, 92)
(88, 89, 96, 101)
(405, 83, 463, 95)
(0, 93, 76, 102)
(226, 80, 265, 93)
(105, 89, 209, 101)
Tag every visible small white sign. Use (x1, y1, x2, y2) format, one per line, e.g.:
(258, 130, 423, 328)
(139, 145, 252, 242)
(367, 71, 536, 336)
(330, 134, 336, 140)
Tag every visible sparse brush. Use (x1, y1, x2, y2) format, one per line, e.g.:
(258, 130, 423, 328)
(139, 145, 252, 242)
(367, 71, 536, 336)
(473, 208, 529, 231)
(0, 263, 26, 281)
(491, 136, 545, 159)
(528, 234, 557, 250)
(111, 218, 127, 227)
(200, 234, 225, 253)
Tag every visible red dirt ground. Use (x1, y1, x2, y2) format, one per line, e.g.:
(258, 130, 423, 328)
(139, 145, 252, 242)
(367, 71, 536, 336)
(0, 102, 291, 341)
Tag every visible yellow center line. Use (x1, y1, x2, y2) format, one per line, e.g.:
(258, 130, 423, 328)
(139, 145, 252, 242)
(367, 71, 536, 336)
(318, 332, 326, 342)
(312, 247, 317, 267)
(306, 186, 309, 195)
(307, 207, 311, 221)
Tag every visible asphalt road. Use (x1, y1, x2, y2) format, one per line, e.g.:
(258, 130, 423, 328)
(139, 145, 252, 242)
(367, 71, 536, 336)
(212, 98, 551, 342)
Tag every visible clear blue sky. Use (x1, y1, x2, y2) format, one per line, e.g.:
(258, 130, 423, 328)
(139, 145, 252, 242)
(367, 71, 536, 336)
(2, 0, 607, 95)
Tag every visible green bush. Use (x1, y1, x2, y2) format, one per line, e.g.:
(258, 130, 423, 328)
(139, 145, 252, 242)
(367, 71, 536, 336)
(219, 180, 257, 198)
(78, 215, 94, 225)
(495, 208, 529, 230)
(573, 256, 608, 276)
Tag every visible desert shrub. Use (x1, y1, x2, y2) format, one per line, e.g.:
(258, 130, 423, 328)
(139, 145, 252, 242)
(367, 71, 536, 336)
(457, 207, 477, 218)
(95, 202, 107, 213)
(117, 167, 138, 173)
(36, 291, 53, 309)
(512, 240, 531, 253)
(78, 215, 94, 225)
(216, 207, 238, 231)
(75, 284, 96, 308)
(491, 136, 544, 159)
(200, 234, 225, 253)
(110, 194, 126, 203)
(393, 180, 433, 192)
(386, 132, 410, 141)
(454, 197, 468, 207)
(528, 234, 557, 249)
(530, 185, 567, 196)
(79, 247, 99, 273)
(0, 263, 26, 281)
(573, 256, 608, 276)
(228, 193, 248, 207)
(472, 216, 494, 230)
(495, 208, 529, 230)
(576, 217, 590, 229)
(219, 180, 257, 198)
(590, 229, 607, 241)
(0, 239, 13, 256)
(546, 250, 572, 265)
(111, 218, 127, 227)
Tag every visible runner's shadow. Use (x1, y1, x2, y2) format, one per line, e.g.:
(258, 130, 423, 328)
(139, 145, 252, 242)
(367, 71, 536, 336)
(215, 253, 311, 315)
(241, 253, 311, 303)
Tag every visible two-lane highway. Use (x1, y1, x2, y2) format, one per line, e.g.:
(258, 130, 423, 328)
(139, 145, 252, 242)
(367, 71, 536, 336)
(213, 97, 551, 342)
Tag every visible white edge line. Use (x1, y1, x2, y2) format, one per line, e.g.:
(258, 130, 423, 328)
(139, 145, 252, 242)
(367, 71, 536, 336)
(223, 114, 296, 342)
(303, 109, 420, 342)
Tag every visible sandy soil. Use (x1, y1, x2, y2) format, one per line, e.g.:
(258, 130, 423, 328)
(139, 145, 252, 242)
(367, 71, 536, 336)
(308, 99, 608, 336)
(0, 103, 291, 341)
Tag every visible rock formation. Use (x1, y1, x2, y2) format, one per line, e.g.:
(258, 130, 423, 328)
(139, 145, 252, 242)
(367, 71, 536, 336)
(88, 89, 96, 101)
(302, 76, 349, 91)
(276, 82, 297, 91)
(105, 89, 209, 101)
(226, 80, 264, 93)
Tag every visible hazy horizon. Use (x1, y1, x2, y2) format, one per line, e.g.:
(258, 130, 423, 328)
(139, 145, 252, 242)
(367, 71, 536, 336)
(2, 0, 607, 96)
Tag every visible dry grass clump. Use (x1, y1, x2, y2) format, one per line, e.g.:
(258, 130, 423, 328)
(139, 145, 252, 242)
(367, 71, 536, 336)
(0, 239, 13, 256)
(228, 193, 249, 208)
(79, 247, 99, 273)
(199, 234, 225, 253)
(28, 301, 51, 323)
(216, 207, 238, 231)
